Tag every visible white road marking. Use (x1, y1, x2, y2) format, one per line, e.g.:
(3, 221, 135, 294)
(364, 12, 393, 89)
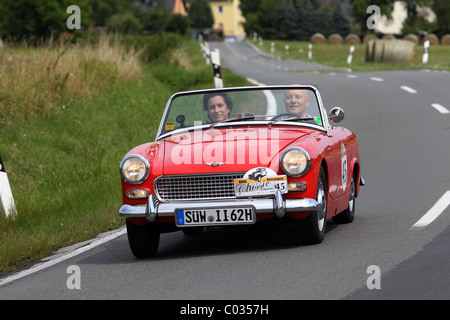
(401, 86, 417, 94)
(346, 74, 357, 78)
(412, 191, 450, 229)
(370, 77, 384, 82)
(431, 103, 450, 114)
(0, 227, 127, 287)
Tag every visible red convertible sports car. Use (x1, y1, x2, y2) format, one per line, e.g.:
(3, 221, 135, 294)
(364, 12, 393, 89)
(119, 85, 364, 258)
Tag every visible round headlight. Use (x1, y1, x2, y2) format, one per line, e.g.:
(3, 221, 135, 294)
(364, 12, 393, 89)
(120, 154, 150, 184)
(281, 147, 311, 177)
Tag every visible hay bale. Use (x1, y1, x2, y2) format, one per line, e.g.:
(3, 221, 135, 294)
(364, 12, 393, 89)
(310, 33, 326, 45)
(423, 34, 439, 45)
(366, 39, 416, 62)
(328, 34, 343, 45)
(363, 34, 377, 44)
(382, 34, 395, 40)
(403, 34, 419, 44)
(345, 34, 361, 45)
(441, 34, 450, 45)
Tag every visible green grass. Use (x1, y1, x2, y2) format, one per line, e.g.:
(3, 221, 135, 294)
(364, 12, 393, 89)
(0, 38, 250, 273)
(250, 39, 450, 72)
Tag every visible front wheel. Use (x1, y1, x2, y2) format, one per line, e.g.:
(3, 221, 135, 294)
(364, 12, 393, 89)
(299, 167, 327, 244)
(126, 219, 160, 258)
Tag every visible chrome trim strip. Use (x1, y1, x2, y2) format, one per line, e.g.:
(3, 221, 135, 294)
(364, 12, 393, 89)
(119, 197, 319, 220)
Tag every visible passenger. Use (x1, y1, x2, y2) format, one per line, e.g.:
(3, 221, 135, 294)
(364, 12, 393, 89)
(203, 92, 233, 123)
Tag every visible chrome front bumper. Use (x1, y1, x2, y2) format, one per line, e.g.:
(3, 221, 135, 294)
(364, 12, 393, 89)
(119, 191, 319, 223)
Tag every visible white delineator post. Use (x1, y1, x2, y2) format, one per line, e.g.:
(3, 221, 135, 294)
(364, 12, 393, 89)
(0, 153, 17, 218)
(422, 40, 430, 64)
(211, 49, 223, 88)
(308, 44, 312, 59)
(347, 45, 355, 64)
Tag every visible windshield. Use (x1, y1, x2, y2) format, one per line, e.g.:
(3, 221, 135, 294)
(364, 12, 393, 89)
(158, 86, 325, 138)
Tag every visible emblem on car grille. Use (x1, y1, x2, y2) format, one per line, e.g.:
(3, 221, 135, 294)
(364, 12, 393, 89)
(203, 162, 227, 167)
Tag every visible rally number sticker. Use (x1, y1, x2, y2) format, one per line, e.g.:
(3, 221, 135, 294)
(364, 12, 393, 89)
(341, 143, 348, 192)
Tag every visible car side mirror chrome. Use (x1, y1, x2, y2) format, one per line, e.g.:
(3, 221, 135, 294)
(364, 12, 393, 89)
(328, 107, 345, 123)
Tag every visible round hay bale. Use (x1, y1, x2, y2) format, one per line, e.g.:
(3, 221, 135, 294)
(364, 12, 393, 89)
(373, 39, 385, 61)
(310, 33, 326, 45)
(345, 34, 361, 45)
(383, 40, 416, 62)
(403, 34, 419, 44)
(382, 34, 395, 40)
(441, 34, 450, 45)
(363, 34, 377, 44)
(365, 39, 375, 62)
(328, 34, 343, 45)
(366, 39, 416, 62)
(423, 34, 439, 45)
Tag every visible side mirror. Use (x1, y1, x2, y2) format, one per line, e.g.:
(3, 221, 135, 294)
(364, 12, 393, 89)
(328, 107, 344, 123)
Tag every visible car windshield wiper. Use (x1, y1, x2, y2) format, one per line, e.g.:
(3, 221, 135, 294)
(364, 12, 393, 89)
(269, 116, 316, 125)
(210, 114, 268, 128)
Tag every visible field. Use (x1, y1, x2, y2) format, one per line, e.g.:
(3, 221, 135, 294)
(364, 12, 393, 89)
(0, 35, 248, 273)
(250, 39, 450, 72)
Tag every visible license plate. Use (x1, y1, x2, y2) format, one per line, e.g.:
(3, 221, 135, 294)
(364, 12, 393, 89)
(176, 207, 255, 227)
(234, 175, 288, 198)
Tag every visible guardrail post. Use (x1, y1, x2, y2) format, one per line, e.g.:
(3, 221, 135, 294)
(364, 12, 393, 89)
(0, 153, 17, 218)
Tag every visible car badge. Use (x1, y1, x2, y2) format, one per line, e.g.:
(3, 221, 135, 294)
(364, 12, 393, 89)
(203, 162, 227, 167)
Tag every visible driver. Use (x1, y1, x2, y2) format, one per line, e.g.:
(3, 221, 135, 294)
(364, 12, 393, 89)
(284, 87, 310, 117)
(203, 92, 233, 123)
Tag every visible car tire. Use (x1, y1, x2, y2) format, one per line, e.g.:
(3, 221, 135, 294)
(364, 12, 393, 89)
(126, 219, 160, 258)
(299, 167, 327, 244)
(332, 173, 355, 224)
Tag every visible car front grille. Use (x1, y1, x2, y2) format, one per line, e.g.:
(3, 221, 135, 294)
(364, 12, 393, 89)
(155, 173, 245, 202)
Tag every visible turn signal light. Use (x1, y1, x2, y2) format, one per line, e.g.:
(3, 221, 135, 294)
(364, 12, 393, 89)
(288, 181, 307, 192)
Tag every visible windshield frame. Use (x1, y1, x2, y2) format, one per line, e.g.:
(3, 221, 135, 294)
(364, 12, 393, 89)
(155, 85, 331, 141)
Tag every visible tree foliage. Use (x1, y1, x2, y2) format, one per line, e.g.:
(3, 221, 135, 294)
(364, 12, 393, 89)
(0, 0, 190, 39)
(188, 0, 214, 29)
(240, 0, 351, 40)
(0, 0, 92, 39)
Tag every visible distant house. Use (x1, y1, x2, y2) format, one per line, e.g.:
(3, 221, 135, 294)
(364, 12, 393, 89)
(137, 0, 187, 15)
(186, 0, 246, 38)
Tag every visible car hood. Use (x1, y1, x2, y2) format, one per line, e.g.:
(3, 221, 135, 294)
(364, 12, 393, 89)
(162, 126, 318, 175)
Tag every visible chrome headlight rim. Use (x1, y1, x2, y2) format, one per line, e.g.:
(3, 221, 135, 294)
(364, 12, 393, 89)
(120, 154, 150, 185)
(280, 147, 311, 177)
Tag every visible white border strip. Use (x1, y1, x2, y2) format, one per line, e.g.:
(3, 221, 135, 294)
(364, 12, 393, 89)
(412, 191, 450, 229)
(401, 86, 417, 94)
(431, 103, 450, 114)
(0, 227, 126, 287)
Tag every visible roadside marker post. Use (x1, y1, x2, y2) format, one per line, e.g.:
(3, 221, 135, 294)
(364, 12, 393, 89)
(422, 40, 430, 64)
(211, 49, 223, 88)
(347, 46, 355, 64)
(308, 44, 312, 59)
(199, 36, 211, 65)
(0, 153, 17, 218)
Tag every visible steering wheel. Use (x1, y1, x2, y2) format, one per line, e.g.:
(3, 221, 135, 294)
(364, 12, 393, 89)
(270, 113, 303, 121)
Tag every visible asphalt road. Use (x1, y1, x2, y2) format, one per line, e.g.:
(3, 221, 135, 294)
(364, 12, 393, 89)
(0, 41, 449, 301)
